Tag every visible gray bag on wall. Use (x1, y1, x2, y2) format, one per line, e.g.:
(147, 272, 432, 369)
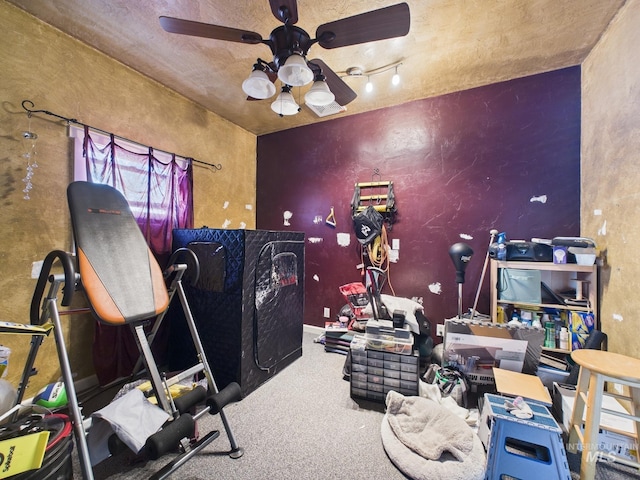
(498, 268, 541, 304)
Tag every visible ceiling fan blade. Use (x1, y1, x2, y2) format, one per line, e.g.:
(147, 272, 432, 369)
(316, 3, 410, 49)
(309, 59, 357, 106)
(269, 0, 298, 24)
(159, 16, 263, 44)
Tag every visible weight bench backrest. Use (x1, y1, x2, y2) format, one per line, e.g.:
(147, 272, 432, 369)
(67, 181, 169, 325)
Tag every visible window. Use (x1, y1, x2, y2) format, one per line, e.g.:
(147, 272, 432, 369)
(70, 125, 193, 254)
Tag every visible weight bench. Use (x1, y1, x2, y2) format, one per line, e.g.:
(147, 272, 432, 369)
(24, 181, 243, 479)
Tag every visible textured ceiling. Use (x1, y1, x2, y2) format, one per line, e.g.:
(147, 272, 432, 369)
(7, 0, 625, 136)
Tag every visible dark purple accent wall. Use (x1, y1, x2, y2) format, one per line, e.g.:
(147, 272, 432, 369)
(257, 67, 581, 336)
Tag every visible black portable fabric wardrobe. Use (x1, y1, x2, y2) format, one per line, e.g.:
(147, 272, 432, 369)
(168, 228, 305, 397)
(20, 181, 243, 479)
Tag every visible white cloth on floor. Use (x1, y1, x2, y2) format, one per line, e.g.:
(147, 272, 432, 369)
(419, 380, 478, 427)
(381, 391, 486, 480)
(385, 390, 475, 462)
(87, 388, 170, 466)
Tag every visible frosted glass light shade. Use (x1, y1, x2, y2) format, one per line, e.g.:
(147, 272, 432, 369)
(271, 89, 300, 116)
(242, 70, 276, 99)
(304, 80, 335, 106)
(277, 54, 314, 87)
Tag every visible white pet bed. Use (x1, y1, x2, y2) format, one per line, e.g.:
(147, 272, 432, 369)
(381, 391, 486, 480)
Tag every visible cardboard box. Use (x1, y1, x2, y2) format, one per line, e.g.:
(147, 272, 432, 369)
(493, 367, 552, 405)
(443, 318, 544, 386)
(551, 382, 638, 462)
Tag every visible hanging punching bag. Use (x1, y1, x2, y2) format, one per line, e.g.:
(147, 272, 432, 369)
(449, 242, 474, 284)
(449, 242, 474, 318)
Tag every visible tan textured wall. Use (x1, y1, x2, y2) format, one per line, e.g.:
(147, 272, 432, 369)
(582, 0, 640, 357)
(0, 2, 255, 397)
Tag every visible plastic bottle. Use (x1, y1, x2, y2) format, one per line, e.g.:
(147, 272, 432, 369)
(559, 327, 569, 350)
(544, 321, 556, 348)
(496, 232, 507, 261)
(531, 314, 542, 329)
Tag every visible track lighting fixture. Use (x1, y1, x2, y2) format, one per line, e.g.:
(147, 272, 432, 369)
(344, 61, 403, 93)
(392, 66, 400, 86)
(365, 76, 373, 93)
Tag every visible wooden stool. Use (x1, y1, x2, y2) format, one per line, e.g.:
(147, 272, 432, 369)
(568, 349, 640, 479)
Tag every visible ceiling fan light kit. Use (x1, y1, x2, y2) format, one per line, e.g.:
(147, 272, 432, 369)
(277, 53, 314, 87)
(159, 1, 410, 117)
(242, 68, 277, 99)
(271, 86, 300, 116)
(304, 77, 335, 106)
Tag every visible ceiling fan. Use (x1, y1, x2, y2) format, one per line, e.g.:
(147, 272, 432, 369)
(159, 1, 410, 116)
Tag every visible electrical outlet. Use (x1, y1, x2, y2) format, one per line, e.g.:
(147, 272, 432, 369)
(323, 307, 330, 318)
(436, 324, 445, 337)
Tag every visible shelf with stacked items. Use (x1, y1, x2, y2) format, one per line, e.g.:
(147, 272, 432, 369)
(489, 259, 599, 354)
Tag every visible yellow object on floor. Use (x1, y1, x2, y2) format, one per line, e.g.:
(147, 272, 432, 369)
(135, 381, 196, 405)
(0, 430, 50, 477)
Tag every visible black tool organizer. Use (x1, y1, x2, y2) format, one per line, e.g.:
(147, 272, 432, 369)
(350, 348, 419, 403)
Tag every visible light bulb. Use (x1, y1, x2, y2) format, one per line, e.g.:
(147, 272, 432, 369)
(365, 77, 373, 93)
(392, 70, 400, 86)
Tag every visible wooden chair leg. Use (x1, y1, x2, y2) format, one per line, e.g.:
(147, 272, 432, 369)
(568, 365, 590, 453)
(580, 372, 605, 480)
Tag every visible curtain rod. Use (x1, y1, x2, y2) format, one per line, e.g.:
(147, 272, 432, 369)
(21, 99, 222, 171)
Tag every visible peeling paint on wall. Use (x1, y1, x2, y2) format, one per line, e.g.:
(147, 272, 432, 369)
(460, 233, 473, 240)
(313, 274, 320, 282)
(223, 201, 229, 209)
(336, 232, 350, 247)
(239, 222, 246, 229)
(598, 219, 607, 236)
(613, 313, 623, 322)
(313, 215, 323, 224)
(222, 219, 231, 228)
(245, 204, 253, 210)
(428, 282, 442, 295)
(283, 210, 292, 226)
(530, 195, 547, 203)
(308, 237, 323, 244)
